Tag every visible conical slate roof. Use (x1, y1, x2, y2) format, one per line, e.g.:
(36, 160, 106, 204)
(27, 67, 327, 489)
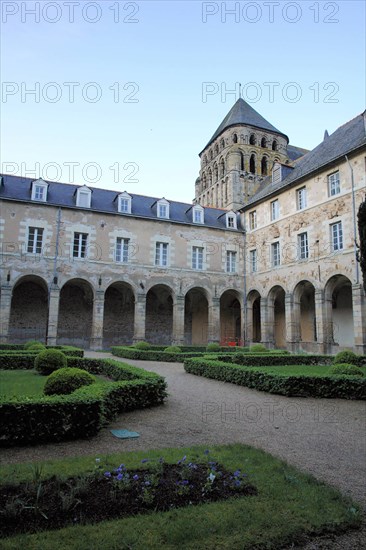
(200, 98, 288, 154)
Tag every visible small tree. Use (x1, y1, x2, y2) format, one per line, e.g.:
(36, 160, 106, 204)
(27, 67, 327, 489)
(357, 198, 366, 292)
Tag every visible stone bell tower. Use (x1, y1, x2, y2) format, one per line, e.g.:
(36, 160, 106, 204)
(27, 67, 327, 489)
(194, 98, 306, 211)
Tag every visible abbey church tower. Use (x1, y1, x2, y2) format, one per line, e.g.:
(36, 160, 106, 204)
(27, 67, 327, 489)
(195, 98, 307, 211)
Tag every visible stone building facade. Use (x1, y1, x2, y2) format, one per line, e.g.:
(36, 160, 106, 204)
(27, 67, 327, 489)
(1, 99, 365, 353)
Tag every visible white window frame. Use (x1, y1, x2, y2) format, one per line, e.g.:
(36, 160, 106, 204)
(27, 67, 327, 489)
(272, 163, 281, 184)
(192, 246, 204, 270)
(297, 187, 307, 210)
(115, 237, 129, 263)
(328, 171, 340, 196)
(270, 199, 279, 221)
(226, 212, 237, 229)
(27, 227, 43, 254)
(118, 192, 132, 214)
(249, 210, 257, 230)
(250, 249, 257, 273)
(226, 251, 236, 273)
(271, 242, 280, 267)
(157, 199, 170, 219)
(76, 186, 92, 208)
(193, 205, 204, 224)
(298, 232, 309, 260)
(73, 232, 88, 258)
(155, 242, 168, 266)
(331, 221, 343, 251)
(31, 179, 48, 202)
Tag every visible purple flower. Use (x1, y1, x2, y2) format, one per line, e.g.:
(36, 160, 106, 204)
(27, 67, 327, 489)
(133, 474, 139, 481)
(104, 471, 111, 478)
(182, 455, 187, 462)
(141, 458, 149, 464)
(234, 470, 241, 477)
(204, 449, 210, 455)
(144, 481, 151, 486)
(182, 480, 189, 485)
(116, 473, 123, 481)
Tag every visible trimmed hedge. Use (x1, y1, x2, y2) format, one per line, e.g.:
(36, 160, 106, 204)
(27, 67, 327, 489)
(112, 347, 207, 362)
(0, 348, 84, 370)
(44, 367, 96, 395)
(222, 353, 334, 366)
(184, 358, 366, 400)
(0, 344, 84, 356)
(0, 358, 167, 446)
(329, 364, 364, 377)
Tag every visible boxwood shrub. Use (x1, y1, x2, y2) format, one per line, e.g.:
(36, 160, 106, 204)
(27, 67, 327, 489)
(329, 363, 364, 377)
(44, 367, 97, 395)
(0, 358, 167, 446)
(333, 351, 359, 366)
(0, 347, 84, 370)
(183, 357, 366, 400)
(35, 349, 68, 375)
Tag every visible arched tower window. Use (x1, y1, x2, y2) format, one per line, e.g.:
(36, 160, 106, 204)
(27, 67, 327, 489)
(272, 140, 278, 151)
(240, 151, 245, 171)
(233, 133, 238, 144)
(261, 156, 268, 176)
(261, 137, 267, 148)
(203, 155, 208, 166)
(214, 163, 218, 182)
(208, 169, 212, 186)
(220, 138, 225, 150)
(202, 173, 207, 189)
(220, 158, 225, 178)
(249, 134, 256, 145)
(250, 154, 256, 174)
(210, 149, 213, 160)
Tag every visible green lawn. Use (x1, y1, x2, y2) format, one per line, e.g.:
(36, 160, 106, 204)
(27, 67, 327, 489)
(0, 443, 361, 549)
(0, 369, 108, 398)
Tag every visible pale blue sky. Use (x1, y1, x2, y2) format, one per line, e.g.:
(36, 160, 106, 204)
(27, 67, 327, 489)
(1, 0, 365, 202)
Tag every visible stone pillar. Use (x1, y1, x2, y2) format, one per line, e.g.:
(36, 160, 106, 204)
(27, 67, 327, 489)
(46, 286, 60, 346)
(172, 295, 185, 346)
(0, 285, 12, 344)
(208, 297, 220, 343)
(314, 289, 326, 354)
(324, 292, 335, 354)
(352, 284, 366, 354)
(285, 292, 299, 353)
(260, 297, 271, 347)
(90, 290, 105, 350)
(246, 302, 253, 345)
(133, 293, 146, 343)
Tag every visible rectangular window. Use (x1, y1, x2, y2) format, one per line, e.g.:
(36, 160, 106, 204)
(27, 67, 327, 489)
(226, 251, 236, 273)
(249, 210, 257, 230)
(271, 242, 280, 267)
(115, 237, 129, 263)
(78, 192, 90, 208)
(227, 216, 235, 228)
(120, 199, 130, 213)
(192, 246, 204, 270)
(331, 221, 343, 251)
(250, 249, 257, 273)
(73, 232, 88, 258)
(328, 171, 340, 196)
(155, 242, 168, 266)
(34, 185, 45, 201)
(297, 187, 307, 210)
(298, 232, 309, 260)
(194, 208, 203, 223)
(270, 199, 279, 221)
(27, 227, 43, 254)
(158, 204, 168, 218)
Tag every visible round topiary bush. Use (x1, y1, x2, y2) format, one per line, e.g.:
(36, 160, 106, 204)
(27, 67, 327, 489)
(333, 350, 359, 365)
(44, 367, 96, 396)
(250, 344, 267, 353)
(164, 346, 181, 353)
(35, 349, 68, 376)
(27, 343, 46, 351)
(24, 340, 44, 350)
(206, 343, 220, 352)
(328, 363, 364, 377)
(133, 341, 151, 350)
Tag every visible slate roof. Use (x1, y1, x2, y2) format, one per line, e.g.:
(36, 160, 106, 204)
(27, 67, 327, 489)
(0, 174, 242, 232)
(201, 98, 288, 154)
(242, 111, 366, 210)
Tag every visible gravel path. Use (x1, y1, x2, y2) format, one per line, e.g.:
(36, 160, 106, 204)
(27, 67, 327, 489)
(1, 352, 366, 548)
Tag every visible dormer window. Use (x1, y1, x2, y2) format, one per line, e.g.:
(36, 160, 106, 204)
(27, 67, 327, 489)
(226, 211, 237, 229)
(31, 179, 48, 202)
(76, 185, 92, 208)
(118, 191, 132, 214)
(272, 162, 282, 184)
(193, 205, 204, 224)
(157, 198, 170, 219)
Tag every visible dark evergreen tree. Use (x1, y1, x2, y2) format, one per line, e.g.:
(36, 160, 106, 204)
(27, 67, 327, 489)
(358, 199, 366, 292)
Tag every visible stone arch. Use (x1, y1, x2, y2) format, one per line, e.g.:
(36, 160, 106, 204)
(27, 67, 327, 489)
(233, 133, 238, 144)
(202, 173, 207, 189)
(145, 284, 173, 345)
(214, 143, 219, 156)
(220, 157, 225, 177)
(208, 168, 212, 186)
(293, 280, 317, 348)
(220, 138, 225, 150)
(220, 289, 242, 345)
(272, 140, 278, 151)
(261, 156, 268, 176)
(324, 274, 354, 348)
(247, 289, 261, 343)
(250, 154, 256, 174)
(103, 282, 135, 347)
(268, 285, 286, 348)
(213, 162, 218, 182)
(9, 275, 48, 343)
(184, 287, 209, 345)
(249, 134, 256, 145)
(58, 278, 94, 348)
(261, 137, 267, 148)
